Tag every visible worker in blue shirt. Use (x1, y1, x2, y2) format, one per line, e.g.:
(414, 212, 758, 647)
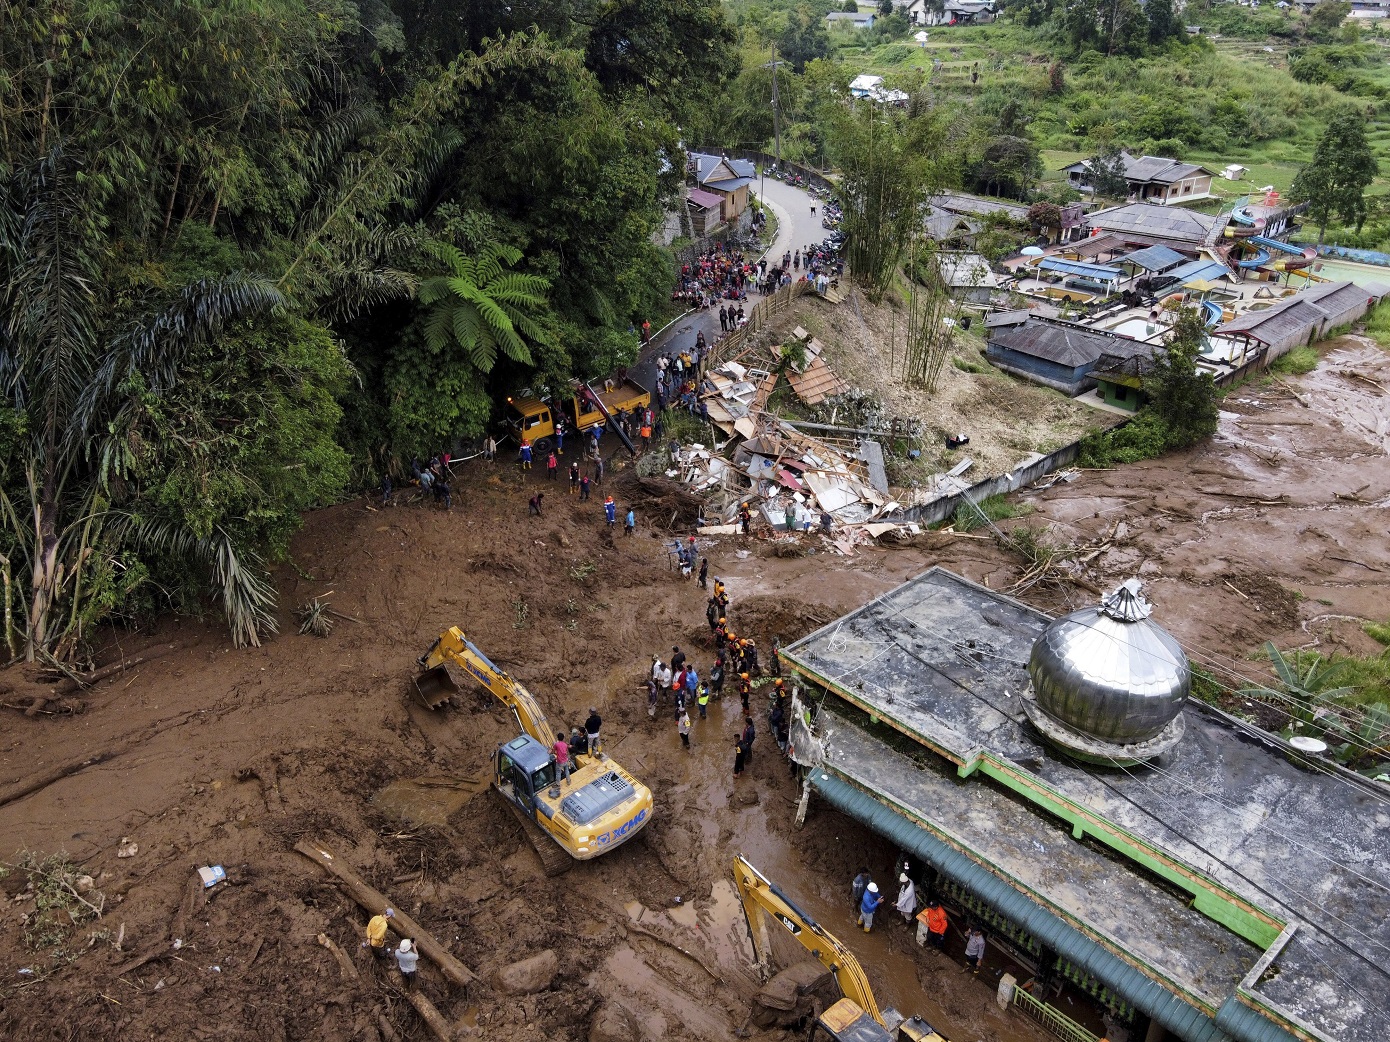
(858, 882, 883, 933)
(624, 508, 636, 536)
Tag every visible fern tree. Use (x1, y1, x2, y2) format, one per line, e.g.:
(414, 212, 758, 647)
(419, 240, 551, 373)
(381, 239, 553, 455)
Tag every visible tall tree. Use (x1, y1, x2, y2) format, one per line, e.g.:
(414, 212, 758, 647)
(1146, 307, 1218, 449)
(418, 241, 551, 375)
(830, 97, 953, 296)
(1307, 0, 1350, 39)
(1087, 145, 1131, 201)
(1146, 0, 1179, 44)
(1290, 113, 1379, 242)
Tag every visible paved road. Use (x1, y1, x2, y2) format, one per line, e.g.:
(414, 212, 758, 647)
(631, 178, 824, 391)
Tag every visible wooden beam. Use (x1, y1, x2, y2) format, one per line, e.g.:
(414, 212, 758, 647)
(294, 837, 477, 987)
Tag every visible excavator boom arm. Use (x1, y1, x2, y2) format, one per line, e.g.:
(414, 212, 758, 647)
(732, 855, 883, 1023)
(421, 627, 553, 743)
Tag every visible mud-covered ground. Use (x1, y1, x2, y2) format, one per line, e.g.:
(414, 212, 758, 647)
(0, 336, 1386, 1042)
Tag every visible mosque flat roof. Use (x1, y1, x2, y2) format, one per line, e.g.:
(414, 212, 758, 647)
(785, 567, 1390, 1042)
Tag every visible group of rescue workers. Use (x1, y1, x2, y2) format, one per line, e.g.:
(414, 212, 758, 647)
(850, 864, 988, 973)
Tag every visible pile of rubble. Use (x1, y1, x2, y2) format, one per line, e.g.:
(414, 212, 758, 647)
(667, 337, 927, 553)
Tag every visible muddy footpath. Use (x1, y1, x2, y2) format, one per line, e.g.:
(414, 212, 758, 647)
(0, 336, 1385, 1042)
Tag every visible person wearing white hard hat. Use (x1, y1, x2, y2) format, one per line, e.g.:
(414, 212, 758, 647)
(895, 873, 916, 921)
(394, 937, 419, 988)
(858, 881, 884, 933)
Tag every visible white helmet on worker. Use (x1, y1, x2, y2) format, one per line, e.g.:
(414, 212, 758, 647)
(398, 939, 412, 952)
(867, 882, 879, 893)
(899, 873, 909, 883)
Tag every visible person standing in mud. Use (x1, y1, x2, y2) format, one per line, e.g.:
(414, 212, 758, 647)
(585, 707, 603, 755)
(851, 868, 871, 912)
(733, 730, 749, 778)
(739, 502, 752, 537)
(393, 938, 419, 988)
(362, 907, 394, 959)
(738, 672, 753, 712)
(679, 710, 692, 748)
(706, 598, 720, 632)
(698, 557, 709, 590)
(858, 882, 883, 934)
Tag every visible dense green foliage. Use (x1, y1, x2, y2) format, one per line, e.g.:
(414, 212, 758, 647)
(1080, 308, 1218, 465)
(1290, 113, 1380, 241)
(0, 0, 733, 655)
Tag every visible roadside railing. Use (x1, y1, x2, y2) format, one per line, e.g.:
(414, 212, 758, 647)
(703, 280, 821, 369)
(1011, 986, 1104, 1042)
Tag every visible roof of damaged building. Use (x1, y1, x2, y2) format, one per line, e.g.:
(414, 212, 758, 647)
(784, 567, 1390, 1042)
(988, 317, 1138, 369)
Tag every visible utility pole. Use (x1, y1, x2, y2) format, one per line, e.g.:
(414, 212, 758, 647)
(770, 46, 783, 171)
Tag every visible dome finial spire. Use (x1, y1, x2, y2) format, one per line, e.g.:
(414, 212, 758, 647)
(1100, 578, 1152, 622)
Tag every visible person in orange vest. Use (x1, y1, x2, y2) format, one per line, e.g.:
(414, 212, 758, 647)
(737, 671, 752, 712)
(640, 421, 652, 451)
(916, 899, 948, 950)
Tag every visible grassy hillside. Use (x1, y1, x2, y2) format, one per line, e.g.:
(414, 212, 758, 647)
(801, 12, 1390, 245)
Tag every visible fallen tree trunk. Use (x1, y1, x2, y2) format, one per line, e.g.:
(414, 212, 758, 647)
(294, 837, 477, 987)
(404, 989, 454, 1042)
(0, 750, 117, 810)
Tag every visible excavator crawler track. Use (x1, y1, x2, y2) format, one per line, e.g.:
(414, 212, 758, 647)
(503, 797, 573, 876)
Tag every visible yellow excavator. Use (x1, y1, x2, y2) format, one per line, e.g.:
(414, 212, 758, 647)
(414, 628, 653, 870)
(732, 855, 949, 1042)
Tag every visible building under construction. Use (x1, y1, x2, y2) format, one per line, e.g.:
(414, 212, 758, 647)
(783, 567, 1389, 1042)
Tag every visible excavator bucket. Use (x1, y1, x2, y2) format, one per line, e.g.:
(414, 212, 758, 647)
(413, 664, 461, 710)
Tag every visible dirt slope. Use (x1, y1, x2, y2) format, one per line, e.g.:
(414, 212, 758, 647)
(1, 336, 1385, 1042)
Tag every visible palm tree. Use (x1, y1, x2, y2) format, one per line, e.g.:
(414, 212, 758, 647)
(0, 149, 285, 659)
(417, 240, 551, 374)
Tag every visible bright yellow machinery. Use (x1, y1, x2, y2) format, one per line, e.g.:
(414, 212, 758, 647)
(414, 628, 652, 868)
(732, 855, 949, 1042)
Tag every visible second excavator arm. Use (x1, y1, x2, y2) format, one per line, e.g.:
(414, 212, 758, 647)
(418, 627, 553, 743)
(732, 854, 883, 1024)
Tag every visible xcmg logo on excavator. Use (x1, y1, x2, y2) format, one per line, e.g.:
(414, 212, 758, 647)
(594, 806, 648, 846)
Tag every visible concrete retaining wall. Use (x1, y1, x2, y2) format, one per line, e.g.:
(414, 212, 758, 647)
(885, 437, 1090, 526)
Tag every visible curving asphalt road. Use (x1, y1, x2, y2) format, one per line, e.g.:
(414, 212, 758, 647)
(631, 178, 826, 391)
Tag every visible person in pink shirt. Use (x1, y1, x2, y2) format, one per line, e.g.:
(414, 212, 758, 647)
(553, 731, 572, 784)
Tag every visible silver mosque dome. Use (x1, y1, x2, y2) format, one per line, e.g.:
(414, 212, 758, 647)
(1026, 579, 1189, 753)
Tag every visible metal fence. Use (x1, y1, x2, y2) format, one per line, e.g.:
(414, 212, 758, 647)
(1011, 986, 1103, 1042)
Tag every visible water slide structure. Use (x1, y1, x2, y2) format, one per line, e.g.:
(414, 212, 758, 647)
(1201, 300, 1223, 328)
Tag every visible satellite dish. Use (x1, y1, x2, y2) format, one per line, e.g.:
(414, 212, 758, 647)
(1021, 246, 1045, 257)
(1289, 736, 1328, 754)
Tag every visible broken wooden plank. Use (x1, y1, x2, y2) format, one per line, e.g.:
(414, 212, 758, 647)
(294, 837, 477, 987)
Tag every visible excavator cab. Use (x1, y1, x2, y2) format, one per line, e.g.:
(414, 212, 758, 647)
(495, 735, 556, 814)
(814, 1000, 939, 1042)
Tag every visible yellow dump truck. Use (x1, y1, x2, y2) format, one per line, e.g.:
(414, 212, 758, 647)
(504, 378, 651, 452)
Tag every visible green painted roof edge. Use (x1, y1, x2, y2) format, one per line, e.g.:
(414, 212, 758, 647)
(809, 770, 1302, 1042)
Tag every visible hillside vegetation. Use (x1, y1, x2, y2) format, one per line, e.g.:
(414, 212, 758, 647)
(713, 0, 1390, 245)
